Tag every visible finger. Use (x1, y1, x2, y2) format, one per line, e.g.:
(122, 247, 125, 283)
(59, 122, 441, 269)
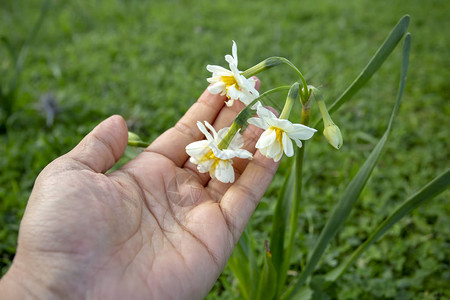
(215, 152, 279, 241)
(145, 88, 227, 166)
(63, 115, 128, 173)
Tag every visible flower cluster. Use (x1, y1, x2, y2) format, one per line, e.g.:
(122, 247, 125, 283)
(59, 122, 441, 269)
(206, 41, 259, 106)
(184, 41, 341, 183)
(186, 121, 252, 183)
(248, 102, 317, 162)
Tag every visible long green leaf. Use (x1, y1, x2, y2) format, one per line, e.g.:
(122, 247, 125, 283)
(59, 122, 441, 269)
(278, 103, 312, 297)
(325, 168, 450, 283)
(246, 229, 260, 299)
(283, 32, 411, 300)
(256, 242, 277, 300)
(227, 230, 252, 300)
(313, 15, 410, 128)
(228, 228, 262, 300)
(0, 36, 17, 61)
(269, 158, 295, 294)
(218, 276, 240, 300)
(3, 0, 51, 117)
(278, 147, 306, 296)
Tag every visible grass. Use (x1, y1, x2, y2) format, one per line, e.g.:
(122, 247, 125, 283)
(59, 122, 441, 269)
(1, 0, 449, 298)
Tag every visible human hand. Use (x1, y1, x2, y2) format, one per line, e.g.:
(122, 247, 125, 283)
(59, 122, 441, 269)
(0, 85, 279, 299)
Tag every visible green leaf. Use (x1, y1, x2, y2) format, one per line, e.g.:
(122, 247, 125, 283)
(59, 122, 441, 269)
(295, 286, 313, 300)
(228, 237, 251, 300)
(283, 30, 411, 300)
(269, 158, 295, 295)
(3, 0, 52, 119)
(0, 36, 17, 61)
(279, 136, 308, 298)
(313, 15, 410, 127)
(256, 241, 277, 300)
(227, 228, 259, 300)
(247, 229, 260, 299)
(325, 168, 450, 283)
(217, 275, 240, 300)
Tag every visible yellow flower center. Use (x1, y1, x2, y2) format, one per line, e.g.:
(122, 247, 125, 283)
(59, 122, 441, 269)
(270, 126, 284, 146)
(270, 126, 284, 144)
(199, 150, 221, 170)
(221, 75, 239, 90)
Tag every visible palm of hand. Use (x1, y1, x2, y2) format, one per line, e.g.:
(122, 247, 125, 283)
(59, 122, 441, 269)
(11, 90, 278, 299)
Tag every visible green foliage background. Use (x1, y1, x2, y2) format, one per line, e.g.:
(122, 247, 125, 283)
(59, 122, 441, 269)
(1, 0, 449, 298)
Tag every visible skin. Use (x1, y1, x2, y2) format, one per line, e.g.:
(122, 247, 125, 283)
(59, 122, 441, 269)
(0, 83, 279, 300)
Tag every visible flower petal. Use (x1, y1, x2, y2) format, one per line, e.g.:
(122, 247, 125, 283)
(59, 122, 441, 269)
(286, 124, 317, 140)
(247, 117, 269, 130)
(196, 121, 215, 143)
(208, 81, 226, 94)
(282, 132, 294, 157)
(204, 121, 220, 140)
(213, 160, 235, 183)
(256, 103, 278, 121)
(266, 139, 283, 161)
(229, 129, 244, 149)
(274, 151, 283, 162)
(197, 159, 214, 173)
(251, 101, 262, 110)
(231, 148, 253, 159)
(228, 60, 240, 75)
(239, 74, 259, 98)
(293, 138, 303, 148)
(206, 65, 232, 77)
(225, 54, 236, 66)
(227, 85, 241, 100)
(225, 99, 234, 106)
(238, 89, 257, 105)
(185, 140, 210, 158)
(256, 128, 276, 149)
(231, 40, 238, 65)
(216, 127, 230, 143)
(209, 143, 228, 160)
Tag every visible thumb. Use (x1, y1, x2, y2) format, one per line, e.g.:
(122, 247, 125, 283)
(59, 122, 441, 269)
(64, 115, 128, 173)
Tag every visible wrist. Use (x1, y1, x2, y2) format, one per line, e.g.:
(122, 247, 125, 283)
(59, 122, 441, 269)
(1, 264, 35, 299)
(1, 260, 60, 300)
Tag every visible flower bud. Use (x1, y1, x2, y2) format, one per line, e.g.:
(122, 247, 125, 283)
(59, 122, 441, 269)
(128, 131, 141, 143)
(323, 124, 343, 149)
(127, 131, 149, 147)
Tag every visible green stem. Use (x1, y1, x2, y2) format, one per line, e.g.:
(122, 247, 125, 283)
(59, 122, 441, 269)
(241, 57, 284, 78)
(127, 141, 150, 148)
(313, 89, 333, 127)
(277, 99, 311, 296)
(242, 57, 310, 103)
(217, 122, 240, 150)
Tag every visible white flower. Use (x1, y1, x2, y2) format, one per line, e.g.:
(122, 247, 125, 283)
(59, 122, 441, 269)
(206, 41, 259, 106)
(247, 102, 317, 162)
(185, 121, 253, 183)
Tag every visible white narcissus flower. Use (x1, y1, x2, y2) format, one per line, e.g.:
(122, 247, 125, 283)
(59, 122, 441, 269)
(185, 121, 253, 183)
(247, 102, 317, 162)
(206, 41, 259, 106)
